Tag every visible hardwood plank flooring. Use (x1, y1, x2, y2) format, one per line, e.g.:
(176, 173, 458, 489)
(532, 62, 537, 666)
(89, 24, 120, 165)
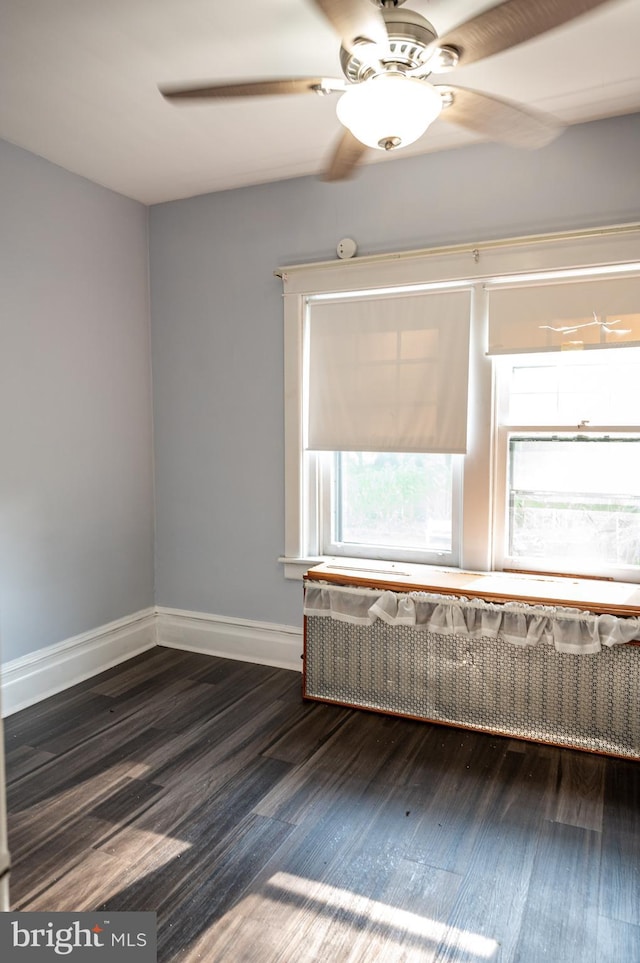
(4, 646, 640, 962)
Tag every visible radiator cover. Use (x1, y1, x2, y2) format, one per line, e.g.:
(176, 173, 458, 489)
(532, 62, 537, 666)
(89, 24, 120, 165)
(304, 616, 640, 759)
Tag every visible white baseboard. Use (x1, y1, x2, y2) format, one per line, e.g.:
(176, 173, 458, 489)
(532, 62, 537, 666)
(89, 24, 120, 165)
(156, 607, 303, 673)
(1, 607, 303, 717)
(1, 609, 157, 717)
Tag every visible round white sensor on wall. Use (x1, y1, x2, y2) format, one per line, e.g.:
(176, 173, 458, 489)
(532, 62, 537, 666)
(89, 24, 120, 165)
(337, 238, 357, 259)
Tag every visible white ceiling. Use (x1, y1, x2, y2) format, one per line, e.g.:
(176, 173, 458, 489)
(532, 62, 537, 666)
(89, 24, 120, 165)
(1, 0, 639, 205)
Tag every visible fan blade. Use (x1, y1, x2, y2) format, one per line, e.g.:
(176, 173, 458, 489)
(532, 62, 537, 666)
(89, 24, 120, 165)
(437, 0, 614, 66)
(323, 129, 368, 181)
(313, 0, 388, 51)
(160, 77, 346, 101)
(438, 86, 563, 148)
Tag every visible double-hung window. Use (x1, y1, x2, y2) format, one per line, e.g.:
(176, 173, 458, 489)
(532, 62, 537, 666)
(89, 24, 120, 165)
(280, 226, 640, 583)
(306, 286, 472, 566)
(489, 271, 640, 580)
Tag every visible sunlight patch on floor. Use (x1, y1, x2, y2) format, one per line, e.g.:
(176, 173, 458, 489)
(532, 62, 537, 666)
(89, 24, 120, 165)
(193, 869, 500, 961)
(267, 872, 499, 958)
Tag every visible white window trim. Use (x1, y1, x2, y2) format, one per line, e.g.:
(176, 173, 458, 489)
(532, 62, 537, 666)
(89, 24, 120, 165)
(279, 222, 640, 580)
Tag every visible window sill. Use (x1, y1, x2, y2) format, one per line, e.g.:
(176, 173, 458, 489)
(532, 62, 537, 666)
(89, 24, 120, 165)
(279, 556, 325, 581)
(280, 555, 461, 583)
(301, 558, 640, 618)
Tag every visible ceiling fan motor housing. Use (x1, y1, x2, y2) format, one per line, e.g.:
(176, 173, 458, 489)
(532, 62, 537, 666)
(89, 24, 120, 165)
(340, 7, 439, 83)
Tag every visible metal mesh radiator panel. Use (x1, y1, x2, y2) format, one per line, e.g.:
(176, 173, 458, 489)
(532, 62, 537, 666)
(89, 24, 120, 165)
(304, 617, 640, 758)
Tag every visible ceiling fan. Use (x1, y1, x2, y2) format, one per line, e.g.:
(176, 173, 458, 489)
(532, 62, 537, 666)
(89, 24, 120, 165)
(159, 0, 615, 181)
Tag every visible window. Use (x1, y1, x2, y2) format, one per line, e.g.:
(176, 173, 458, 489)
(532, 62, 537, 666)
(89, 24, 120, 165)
(320, 450, 461, 565)
(302, 284, 472, 567)
(280, 225, 640, 582)
(506, 436, 640, 569)
(493, 349, 640, 579)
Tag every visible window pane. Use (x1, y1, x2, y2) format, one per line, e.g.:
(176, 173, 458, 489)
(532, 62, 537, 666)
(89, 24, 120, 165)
(335, 451, 453, 552)
(506, 349, 640, 426)
(508, 437, 640, 567)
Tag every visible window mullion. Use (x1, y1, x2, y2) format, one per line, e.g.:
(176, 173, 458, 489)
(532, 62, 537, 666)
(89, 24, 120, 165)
(460, 285, 493, 571)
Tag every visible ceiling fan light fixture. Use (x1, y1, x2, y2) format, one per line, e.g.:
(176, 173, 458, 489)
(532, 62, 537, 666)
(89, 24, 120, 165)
(336, 73, 442, 150)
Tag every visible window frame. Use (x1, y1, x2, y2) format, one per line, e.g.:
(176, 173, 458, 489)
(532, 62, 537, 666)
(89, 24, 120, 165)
(279, 223, 640, 581)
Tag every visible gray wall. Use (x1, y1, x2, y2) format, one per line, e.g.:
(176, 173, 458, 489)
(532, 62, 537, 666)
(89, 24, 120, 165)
(0, 140, 154, 663)
(149, 113, 640, 630)
(1, 113, 638, 663)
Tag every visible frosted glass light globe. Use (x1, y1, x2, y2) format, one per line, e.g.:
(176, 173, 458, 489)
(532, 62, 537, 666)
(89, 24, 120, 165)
(336, 74, 442, 150)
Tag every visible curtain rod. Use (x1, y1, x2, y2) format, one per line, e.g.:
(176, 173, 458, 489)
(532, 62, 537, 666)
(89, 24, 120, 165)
(274, 222, 640, 279)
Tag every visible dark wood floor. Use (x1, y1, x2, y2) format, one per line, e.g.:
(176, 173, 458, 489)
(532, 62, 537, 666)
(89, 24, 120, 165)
(4, 646, 639, 962)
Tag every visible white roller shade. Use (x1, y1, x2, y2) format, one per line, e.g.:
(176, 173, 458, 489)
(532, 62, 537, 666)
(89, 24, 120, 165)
(306, 289, 471, 453)
(488, 274, 640, 354)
